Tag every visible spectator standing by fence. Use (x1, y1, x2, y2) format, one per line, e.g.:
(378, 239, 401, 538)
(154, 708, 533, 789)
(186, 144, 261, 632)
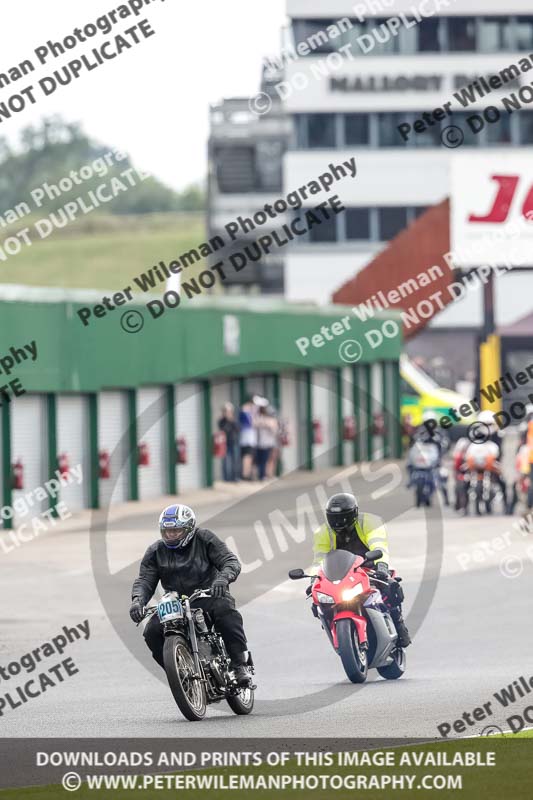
(255, 406, 278, 481)
(218, 403, 240, 482)
(239, 396, 257, 480)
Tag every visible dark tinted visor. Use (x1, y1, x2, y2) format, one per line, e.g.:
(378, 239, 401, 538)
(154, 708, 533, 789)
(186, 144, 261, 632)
(327, 510, 354, 531)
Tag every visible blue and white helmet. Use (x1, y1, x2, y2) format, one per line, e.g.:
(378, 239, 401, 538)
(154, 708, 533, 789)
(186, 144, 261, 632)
(159, 504, 196, 549)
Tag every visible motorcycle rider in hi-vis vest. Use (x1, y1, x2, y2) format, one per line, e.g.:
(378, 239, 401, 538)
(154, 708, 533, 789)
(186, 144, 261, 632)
(311, 493, 411, 648)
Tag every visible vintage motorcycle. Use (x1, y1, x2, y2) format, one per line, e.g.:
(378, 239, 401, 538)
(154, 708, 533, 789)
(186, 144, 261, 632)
(407, 440, 442, 508)
(289, 549, 406, 684)
(142, 588, 255, 722)
(465, 441, 501, 515)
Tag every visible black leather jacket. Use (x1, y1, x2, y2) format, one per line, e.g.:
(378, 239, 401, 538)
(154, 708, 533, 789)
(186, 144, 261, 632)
(131, 529, 241, 605)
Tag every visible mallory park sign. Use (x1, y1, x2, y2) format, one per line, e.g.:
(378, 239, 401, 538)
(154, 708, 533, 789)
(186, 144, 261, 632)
(330, 74, 520, 93)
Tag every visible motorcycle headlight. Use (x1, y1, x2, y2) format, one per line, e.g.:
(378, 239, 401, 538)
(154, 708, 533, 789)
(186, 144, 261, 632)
(342, 582, 364, 602)
(316, 591, 334, 604)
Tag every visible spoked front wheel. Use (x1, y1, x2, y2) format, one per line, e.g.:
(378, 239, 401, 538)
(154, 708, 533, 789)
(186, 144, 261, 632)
(336, 619, 368, 683)
(163, 635, 207, 721)
(226, 686, 254, 715)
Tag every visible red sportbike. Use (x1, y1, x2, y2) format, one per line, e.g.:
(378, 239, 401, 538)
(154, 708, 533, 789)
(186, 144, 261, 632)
(289, 549, 406, 684)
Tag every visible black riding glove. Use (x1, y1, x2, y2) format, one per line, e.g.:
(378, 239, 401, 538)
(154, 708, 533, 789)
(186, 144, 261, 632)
(129, 599, 144, 624)
(211, 576, 229, 598)
(375, 562, 390, 582)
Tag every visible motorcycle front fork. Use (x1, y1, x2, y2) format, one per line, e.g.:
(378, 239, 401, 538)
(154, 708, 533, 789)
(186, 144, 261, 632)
(184, 600, 203, 679)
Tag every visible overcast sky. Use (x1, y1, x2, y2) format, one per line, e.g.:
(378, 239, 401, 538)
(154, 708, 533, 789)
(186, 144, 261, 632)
(1, 0, 287, 190)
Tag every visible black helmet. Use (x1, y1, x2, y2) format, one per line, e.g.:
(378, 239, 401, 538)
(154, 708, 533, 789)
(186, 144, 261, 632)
(326, 493, 358, 536)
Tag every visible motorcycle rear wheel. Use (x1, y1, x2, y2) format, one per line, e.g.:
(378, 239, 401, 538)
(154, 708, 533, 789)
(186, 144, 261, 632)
(226, 687, 254, 715)
(336, 619, 368, 683)
(163, 634, 207, 721)
(377, 647, 406, 680)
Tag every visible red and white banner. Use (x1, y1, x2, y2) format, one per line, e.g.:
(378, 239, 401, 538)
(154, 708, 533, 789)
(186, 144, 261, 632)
(451, 152, 533, 267)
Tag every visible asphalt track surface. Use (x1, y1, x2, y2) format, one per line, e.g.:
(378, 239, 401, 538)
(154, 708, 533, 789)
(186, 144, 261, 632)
(1, 459, 532, 743)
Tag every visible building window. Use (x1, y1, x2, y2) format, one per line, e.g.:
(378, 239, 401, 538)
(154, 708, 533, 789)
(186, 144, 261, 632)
(346, 208, 371, 240)
(292, 14, 533, 57)
(378, 113, 408, 147)
(293, 19, 336, 54)
(516, 16, 533, 50)
(485, 114, 512, 145)
(370, 18, 401, 54)
(519, 111, 533, 143)
(448, 17, 477, 51)
(344, 113, 369, 145)
(340, 21, 367, 51)
(446, 112, 481, 147)
(215, 146, 255, 193)
(411, 116, 443, 148)
(478, 16, 512, 52)
(293, 111, 533, 151)
(294, 115, 307, 149)
(417, 18, 441, 51)
(307, 212, 337, 242)
(307, 114, 336, 148)
(378, 208, 408, 241)
(296, 206, 424, 244)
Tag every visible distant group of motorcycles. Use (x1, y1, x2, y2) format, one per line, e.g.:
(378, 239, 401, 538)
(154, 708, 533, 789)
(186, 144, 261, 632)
(407, 409, 533, 516)
(451, 437, 509, 516)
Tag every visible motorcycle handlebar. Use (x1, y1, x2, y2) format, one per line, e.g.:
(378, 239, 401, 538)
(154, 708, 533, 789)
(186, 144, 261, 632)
(140, 606, 157, 623)
(188, 588, 212, 601)
(140, 588, 213, 620)
(306, 567, 389, 593)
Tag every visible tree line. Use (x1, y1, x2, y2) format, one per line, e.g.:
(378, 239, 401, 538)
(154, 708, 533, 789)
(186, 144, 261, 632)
(0, 116, 205, 216)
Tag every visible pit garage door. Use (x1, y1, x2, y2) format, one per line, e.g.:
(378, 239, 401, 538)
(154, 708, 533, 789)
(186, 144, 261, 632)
(98, 391, 130, 507)
(280, 372, 299, 474)
(342, 367, 355, 467)
(210, 379, 234, 482)
(296, 372, 310, 468)
(137, 387, 168, 500)
(312, 369, 337, 470)
(56, 395, 90, 512)
(371, 364, 384, 460)
(175, 382, 204, 493)
(11, 394, 48, 526)
(246, 374, 267, 400)
(356, 365, 371, 462)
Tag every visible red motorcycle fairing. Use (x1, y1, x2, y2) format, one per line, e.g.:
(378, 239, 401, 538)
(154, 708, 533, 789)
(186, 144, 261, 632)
(312, 549, 374, 651)
(331, 611, 367, 649)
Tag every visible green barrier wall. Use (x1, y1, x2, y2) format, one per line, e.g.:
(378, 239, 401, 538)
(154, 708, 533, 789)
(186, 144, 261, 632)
(0, 297, 402, 392)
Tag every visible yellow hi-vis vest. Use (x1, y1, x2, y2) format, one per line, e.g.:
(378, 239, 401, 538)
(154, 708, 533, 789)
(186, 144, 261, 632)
(311, 512, 390, 574)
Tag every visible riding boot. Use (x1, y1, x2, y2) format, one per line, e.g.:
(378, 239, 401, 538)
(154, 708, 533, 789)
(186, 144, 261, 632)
(230, 652, 253, 686)
(390, 608, 412, 648)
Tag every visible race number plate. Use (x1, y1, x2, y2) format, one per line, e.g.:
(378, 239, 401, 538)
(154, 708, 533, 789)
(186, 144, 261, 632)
(411, 469, 430, 480)
(157, 597, 183, 622)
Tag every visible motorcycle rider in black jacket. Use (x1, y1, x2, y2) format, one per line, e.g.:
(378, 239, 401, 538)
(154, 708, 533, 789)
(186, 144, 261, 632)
(129, 503, 252, 686)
